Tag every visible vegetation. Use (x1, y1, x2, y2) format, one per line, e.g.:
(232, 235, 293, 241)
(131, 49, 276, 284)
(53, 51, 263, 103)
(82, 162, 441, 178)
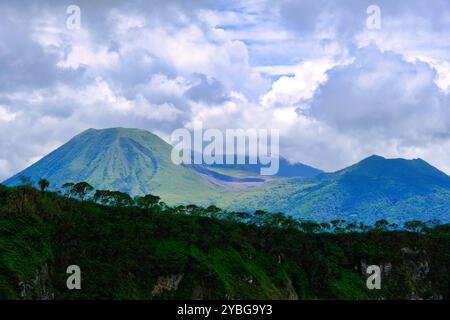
(0, 182, 449, 300)
(37, 179, 49, 192)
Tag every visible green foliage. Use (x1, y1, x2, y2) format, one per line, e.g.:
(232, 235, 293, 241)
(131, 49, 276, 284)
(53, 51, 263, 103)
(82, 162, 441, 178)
(38, 179, 50, 192)
(0, 184, 448, 300)
(329, 271, 370, 300)
(71, 182, 94, 200)
(189, 245, 286, 299)
(155, 240, 189, 273)
(135, 194, 160, 209)
(404, 220, 427, 233)
(94, 190, 133, 207)
(0, 214, 54, 299)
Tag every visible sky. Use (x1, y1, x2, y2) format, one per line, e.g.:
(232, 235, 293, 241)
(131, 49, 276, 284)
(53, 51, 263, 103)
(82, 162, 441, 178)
(0, 0, 449, 180)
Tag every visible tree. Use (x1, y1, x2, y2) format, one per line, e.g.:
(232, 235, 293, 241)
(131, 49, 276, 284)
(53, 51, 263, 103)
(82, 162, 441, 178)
(71, 182, 94, 200)
(95, 190, 136, 207)
(110, 191, 133, 207)
(252, 210, 270, 226)
(186, 204, 198, 212)
(228, 211, 251, 223)
(279, 216, 300, 231)
(299, 220, 321, 233)
(374, 219, 390, 231)
(426, 219, 441, 229)
(38, 178, 50, 192)
(404, 220, 427, 233)
(330, 219, 346, 232)
(358, 222, 369, 232)
(345, 222, 358, 232)
(320, 222, 331, 231)
(61, 182, 75, 196)
(136, 194, 161, 209)
(206, 205, 222, 219)
(93, 190, 114, 205)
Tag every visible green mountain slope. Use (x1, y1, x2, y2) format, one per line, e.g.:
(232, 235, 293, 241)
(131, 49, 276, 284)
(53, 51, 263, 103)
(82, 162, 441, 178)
(3, 128, 218, 203)
(216, 155, 450, 223)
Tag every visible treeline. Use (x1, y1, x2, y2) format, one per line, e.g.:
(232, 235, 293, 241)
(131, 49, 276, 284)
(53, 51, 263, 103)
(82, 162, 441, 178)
(26, 178, 448, 233)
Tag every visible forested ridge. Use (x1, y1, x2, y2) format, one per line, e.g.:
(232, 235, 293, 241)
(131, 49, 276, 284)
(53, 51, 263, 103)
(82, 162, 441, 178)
(0, 182, 449, 300)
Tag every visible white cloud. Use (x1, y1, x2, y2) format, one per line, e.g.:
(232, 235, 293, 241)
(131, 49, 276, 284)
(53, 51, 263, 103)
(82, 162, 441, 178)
(133, 95, 182, 122)
(57, 45, 119, 70)
(310, 47, 450, 139)
(0, 158, 10, 178)
(0, 0, 449, 180)
(260, 59, 337, 107)
(31, 15, 119, 70)
(0, 105, 18, 122)
(147, 74, 192, 97)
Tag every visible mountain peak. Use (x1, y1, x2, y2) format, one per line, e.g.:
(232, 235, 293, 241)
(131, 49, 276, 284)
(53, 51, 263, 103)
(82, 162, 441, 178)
(339, 154, 450, 187)
(74, 127, 165, 146)
(2, 127, 214, 198)
(357, 154, 434, 169)
(78, 127, 156, 136)
(365, 154, 385, 160)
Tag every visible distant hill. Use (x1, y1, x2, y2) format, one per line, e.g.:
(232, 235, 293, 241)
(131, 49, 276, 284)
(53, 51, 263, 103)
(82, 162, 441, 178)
(217, 155, 450, 223)
(3, 128, 450, 224)
(204, 156, 323, 177)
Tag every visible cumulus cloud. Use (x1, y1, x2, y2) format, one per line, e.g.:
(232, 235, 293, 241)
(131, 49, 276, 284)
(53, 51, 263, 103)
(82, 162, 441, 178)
(177, 46, 450, 172)
(260, 59, 338, 108)
(310, 47, 450, 140)
(0, 0, 449, 180)
(0, 105, 18, 123)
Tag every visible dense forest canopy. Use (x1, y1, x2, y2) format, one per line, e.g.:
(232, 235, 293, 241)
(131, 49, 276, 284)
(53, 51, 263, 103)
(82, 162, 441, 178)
(0, 182, 449, 299)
